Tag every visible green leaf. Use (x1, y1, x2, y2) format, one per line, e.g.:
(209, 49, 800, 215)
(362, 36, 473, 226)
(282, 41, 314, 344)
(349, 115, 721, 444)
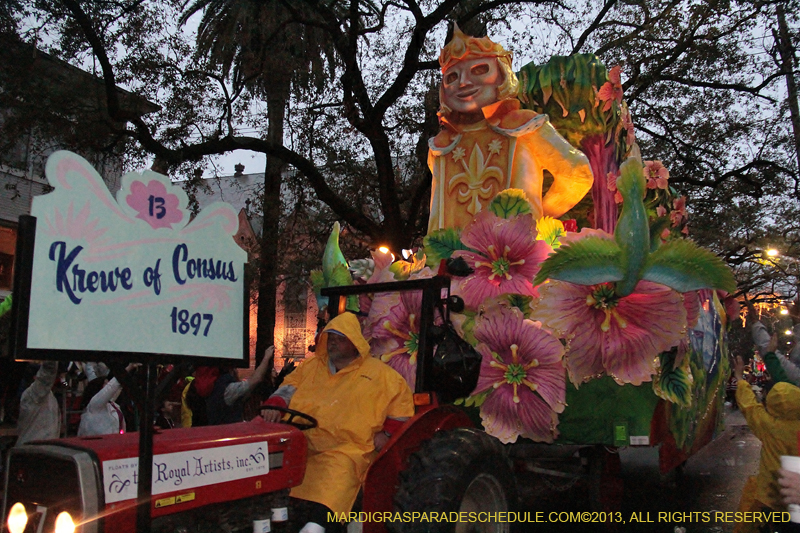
(389, 252, 427, 280)
(310, 269, 328, 309)
(538, 66, 552, 104)
(533, 236, 624, 286)
(322, 221, 348, 276)
(506, 294, 533, 316)
(642, 239, 737, 293)
(328, 263, 353, 287)
(457, 312, 478, 346)
(345, 295, 360, 313)
(310, 269, 325, 294)
(648, 217, 672, 252)
(489, 189, 532, 219)
(536, 216, 566, 248)
(0, 294, 11, 318)
(424, 228, 467, 267)
(465, 389, 491, 407)
(653, 350, 693, 408)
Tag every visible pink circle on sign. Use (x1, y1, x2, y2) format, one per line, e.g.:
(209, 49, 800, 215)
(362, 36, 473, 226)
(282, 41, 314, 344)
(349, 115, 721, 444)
(126, 180, 182, 229)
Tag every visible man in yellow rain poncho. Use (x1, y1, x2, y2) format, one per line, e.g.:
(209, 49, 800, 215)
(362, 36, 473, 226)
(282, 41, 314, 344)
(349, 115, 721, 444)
(262, 312, 414, 533)
(734, 348, 800, 533)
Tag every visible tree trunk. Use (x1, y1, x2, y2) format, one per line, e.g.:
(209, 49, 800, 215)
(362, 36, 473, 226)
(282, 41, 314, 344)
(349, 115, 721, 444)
(254, 78, 290, 382)
(776, 4, 800, 182)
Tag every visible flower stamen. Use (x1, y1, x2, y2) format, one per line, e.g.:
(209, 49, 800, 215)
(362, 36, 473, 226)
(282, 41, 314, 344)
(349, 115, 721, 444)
(380, 347, 408, 363)
(383, 320, 411, 341)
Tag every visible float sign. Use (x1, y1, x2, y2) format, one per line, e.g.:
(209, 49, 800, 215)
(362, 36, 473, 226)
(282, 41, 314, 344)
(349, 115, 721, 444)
(21, 151, 246, 361)
(102, 441, 269, 504)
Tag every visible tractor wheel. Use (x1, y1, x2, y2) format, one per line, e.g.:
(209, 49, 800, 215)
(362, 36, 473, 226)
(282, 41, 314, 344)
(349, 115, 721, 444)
(390, 428, 517, 533)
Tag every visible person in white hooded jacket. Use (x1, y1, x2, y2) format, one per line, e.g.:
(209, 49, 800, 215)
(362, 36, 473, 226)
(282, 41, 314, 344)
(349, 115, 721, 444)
(78, 363, 138, 436)
(16, 360, 60, 445)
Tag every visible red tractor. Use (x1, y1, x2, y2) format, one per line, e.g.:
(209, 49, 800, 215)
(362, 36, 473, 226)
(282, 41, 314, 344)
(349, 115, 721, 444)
(3, 418, 306, 533)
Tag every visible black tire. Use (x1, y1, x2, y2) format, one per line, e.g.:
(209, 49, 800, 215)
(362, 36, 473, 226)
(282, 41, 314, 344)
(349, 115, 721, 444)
(390, 428, 517, 533)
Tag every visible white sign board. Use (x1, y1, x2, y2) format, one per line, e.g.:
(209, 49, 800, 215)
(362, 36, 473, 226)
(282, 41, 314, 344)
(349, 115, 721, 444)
(103, 441, 269, 504)
(24, 151, 247, 359)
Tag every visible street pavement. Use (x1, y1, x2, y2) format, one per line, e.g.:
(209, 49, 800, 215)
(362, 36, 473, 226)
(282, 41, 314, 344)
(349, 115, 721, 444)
(515, 405, 764, 533)
(618, 405, 761, 533)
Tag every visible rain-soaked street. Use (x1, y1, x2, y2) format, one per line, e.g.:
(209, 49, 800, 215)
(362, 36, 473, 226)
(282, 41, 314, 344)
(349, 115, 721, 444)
(516, 405, 763, 533)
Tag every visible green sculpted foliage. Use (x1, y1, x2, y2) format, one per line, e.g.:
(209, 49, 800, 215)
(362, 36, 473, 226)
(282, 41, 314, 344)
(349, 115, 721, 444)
(653, 349, 694, 408)
(423, 228, 468, 268)
(517, 54, 620, 152)
(488, 189, 533, 219)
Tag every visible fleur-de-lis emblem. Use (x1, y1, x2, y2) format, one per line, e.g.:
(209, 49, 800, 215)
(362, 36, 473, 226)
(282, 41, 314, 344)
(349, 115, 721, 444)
(448, 143, 504, 215)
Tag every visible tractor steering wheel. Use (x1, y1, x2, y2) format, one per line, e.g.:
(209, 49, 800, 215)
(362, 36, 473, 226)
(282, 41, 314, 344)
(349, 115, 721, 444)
(260, 405, 318, 430)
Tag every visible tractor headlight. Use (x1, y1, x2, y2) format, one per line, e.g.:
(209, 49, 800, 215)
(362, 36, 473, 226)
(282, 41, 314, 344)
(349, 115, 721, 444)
(54, 511, 76, 533)
(6, 502, 28, 533)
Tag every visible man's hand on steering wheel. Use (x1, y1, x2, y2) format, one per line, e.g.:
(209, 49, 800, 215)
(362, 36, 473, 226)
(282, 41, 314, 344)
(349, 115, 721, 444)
(262, 407, 283, 424)
(260, 405, 318, 430)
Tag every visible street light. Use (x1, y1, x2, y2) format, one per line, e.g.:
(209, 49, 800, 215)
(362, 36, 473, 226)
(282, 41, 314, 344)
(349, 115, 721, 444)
(761, 247, 800, 303)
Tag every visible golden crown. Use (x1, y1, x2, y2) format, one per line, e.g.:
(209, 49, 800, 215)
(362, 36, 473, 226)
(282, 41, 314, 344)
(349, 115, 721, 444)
(438, 24, 513, 72)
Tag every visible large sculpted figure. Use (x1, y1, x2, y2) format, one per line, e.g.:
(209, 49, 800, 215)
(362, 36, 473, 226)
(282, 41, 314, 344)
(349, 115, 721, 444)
(428, 27, 594, 233)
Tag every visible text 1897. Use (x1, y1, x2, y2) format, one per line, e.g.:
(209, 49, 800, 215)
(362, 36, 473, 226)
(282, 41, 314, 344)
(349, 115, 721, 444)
(170, 308, 213, 336)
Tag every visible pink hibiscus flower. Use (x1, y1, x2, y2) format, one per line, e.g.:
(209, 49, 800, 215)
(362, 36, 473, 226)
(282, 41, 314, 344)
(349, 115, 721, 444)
(453, 211, 551, 309)
(644, 160, 670, 190)
(606, 171, 618, 193)
(597, 65, 624, 112)
(472, 305, 566, 443)
(358, 248, 397, 319)
(369, 289, 421, 389)
(607, 171, 623, 204)
(683, 290, 701, 329)
(671, 196, 687, 227)
(621, 106, 635, 146)
(534, 280, 686, 386)
(367, 268, 437, 388)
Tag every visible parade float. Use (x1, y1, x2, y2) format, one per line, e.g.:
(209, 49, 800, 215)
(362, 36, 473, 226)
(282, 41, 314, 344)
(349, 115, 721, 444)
(1, 27, 739, 533)
(314, 27, 737, 529)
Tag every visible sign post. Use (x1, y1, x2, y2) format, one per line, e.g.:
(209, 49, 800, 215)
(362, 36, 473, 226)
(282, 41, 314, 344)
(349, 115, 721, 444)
(9, 151, 249, 532)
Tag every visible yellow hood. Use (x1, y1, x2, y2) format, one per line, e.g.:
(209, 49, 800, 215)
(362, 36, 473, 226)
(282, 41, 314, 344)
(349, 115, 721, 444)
(316, 312, 371, 363)
(766, 382, 800, 420)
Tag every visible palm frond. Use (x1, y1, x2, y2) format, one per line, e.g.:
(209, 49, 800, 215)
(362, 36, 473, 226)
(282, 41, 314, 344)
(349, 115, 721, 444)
(534, 236, 623, 286)
(642, 239, 737, 293)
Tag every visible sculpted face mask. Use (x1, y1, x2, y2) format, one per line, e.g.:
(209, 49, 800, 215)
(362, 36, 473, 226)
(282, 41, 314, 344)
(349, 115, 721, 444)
(441, 56, 503, 115)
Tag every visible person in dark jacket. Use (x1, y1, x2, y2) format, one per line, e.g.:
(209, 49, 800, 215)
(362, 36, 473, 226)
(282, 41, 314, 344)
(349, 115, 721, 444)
(199, 347, 273, 425)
